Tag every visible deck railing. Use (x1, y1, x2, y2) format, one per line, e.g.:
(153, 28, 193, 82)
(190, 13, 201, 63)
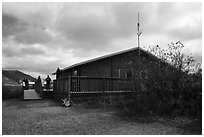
(53, 76, 132, 99)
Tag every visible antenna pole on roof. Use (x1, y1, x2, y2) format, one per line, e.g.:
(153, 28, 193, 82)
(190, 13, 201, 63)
(137, 12, 141, 48)
(137, 12, 141, 93)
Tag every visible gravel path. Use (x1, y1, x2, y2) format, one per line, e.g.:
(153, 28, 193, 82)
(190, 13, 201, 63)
(2, 99, 201, 135)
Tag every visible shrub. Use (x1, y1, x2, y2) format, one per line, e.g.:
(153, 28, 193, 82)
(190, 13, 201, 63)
(2, 85, 23, 100)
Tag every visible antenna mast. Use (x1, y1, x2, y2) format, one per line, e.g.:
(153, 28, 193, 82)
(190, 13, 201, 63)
(137, 12, 141, 48)
(137, 12, 141, 93)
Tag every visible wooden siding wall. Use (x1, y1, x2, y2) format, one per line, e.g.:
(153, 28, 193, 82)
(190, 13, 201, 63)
(111, 53, 133, 77)
(81, 58, 111, 77)
(80, 52, 133, 78)
(53, 76, 132, 100)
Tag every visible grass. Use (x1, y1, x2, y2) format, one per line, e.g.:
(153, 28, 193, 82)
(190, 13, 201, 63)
(2, 99, 202, 135)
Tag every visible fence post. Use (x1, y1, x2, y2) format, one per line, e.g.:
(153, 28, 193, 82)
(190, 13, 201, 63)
(102, 78, 105, 102)
(57, 79, 59, 99)
(68, 77, 71, 102)
(53, 80, 56, 99)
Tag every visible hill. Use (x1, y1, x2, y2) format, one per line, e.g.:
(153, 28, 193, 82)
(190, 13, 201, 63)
(2, 70, 37, 84)
(2, 74, 19, 86)
(2, 69, 37, 99)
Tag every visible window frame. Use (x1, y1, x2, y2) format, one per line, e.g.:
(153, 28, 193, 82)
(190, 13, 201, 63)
(118, 68, 133, 78)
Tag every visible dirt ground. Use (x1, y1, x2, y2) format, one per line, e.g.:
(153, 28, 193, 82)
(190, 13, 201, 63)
(2, 99, 202, 135)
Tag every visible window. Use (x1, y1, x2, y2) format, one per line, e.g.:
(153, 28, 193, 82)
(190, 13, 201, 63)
(119, 69, 132, 78)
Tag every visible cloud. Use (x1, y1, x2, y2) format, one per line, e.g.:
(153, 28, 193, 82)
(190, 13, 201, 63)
(3, 55, 62, 77)
(56, 3, 117, 47)
(2, 13, 53, 45)
(55, 3, 158, 51)
(167, 24, 202, 41)
(183, 38, 202, 63)
(2, 13, 27, 37)
(2, 36, 46, 57)
(2, 3, 58, 28)
(15, 26, 52, 44)
(2, 2, 202, 78)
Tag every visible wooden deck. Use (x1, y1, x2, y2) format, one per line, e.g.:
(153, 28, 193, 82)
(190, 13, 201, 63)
(24, 89, 42, 100)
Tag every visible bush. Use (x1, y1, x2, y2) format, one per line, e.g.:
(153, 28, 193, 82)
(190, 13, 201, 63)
(2, 85, 23, 100)
(116, 75, 202, 118)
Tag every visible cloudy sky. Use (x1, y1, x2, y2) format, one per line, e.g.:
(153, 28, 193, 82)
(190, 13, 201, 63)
(2, 2, 202, 79)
